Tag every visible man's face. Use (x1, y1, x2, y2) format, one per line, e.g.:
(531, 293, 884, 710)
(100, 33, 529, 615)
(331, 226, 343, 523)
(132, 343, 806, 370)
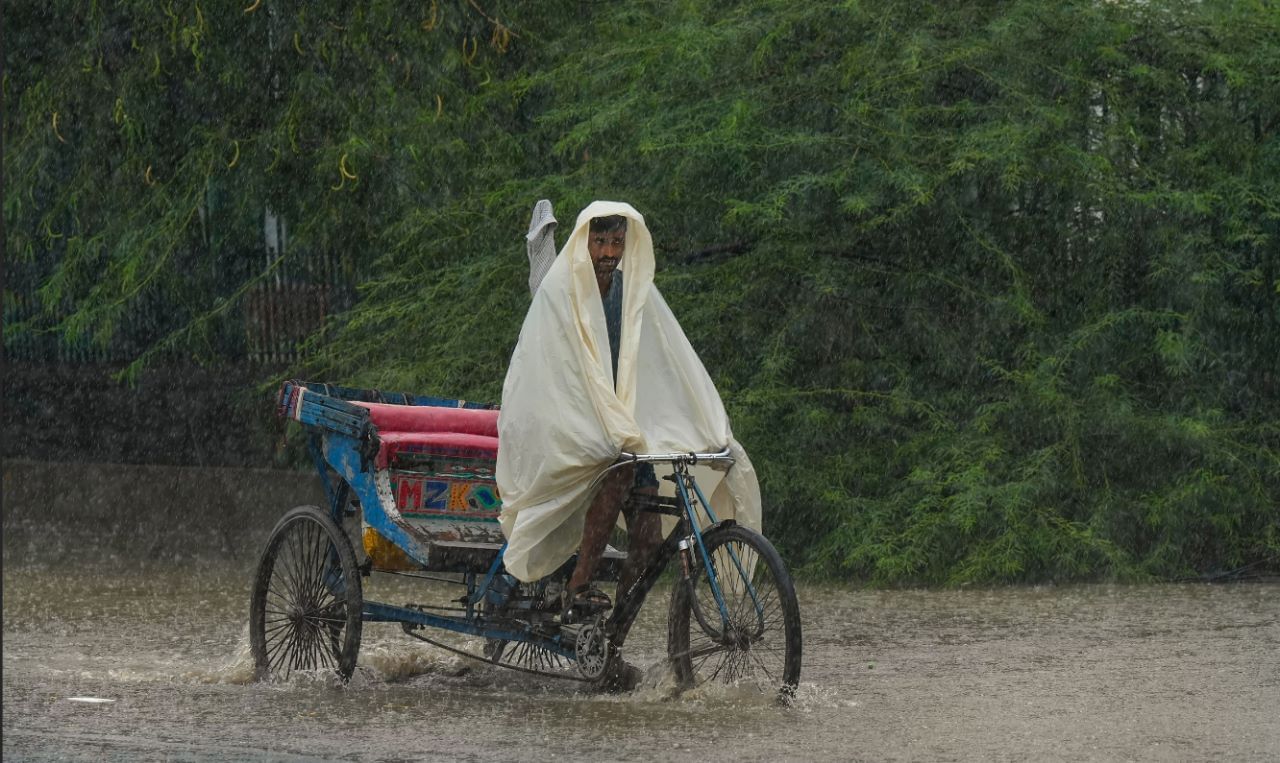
(588, 227, 626, 288)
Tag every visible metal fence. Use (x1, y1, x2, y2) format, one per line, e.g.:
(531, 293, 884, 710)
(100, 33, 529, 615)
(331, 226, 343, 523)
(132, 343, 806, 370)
(3, 253, 353, 367)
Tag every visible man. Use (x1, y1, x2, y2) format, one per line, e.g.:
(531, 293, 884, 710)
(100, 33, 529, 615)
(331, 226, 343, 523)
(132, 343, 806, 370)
(560, 214, 662, 617)
(497, 201, 761, 622)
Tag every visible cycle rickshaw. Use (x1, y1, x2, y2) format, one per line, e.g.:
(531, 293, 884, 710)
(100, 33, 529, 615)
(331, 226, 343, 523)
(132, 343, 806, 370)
(250, 380, 802, 696)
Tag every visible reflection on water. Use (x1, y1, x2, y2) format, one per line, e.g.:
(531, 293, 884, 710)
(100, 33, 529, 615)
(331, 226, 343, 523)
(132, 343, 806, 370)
(4, 460, 1279, 761)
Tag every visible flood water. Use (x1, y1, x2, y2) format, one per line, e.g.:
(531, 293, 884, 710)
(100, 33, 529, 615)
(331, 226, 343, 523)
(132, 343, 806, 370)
(4, 460, 1278, 761)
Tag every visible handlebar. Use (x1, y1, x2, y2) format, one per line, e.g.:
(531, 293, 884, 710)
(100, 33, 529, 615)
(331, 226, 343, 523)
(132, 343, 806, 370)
(616, 447, 734, 466)
(583, 447, 734, 494)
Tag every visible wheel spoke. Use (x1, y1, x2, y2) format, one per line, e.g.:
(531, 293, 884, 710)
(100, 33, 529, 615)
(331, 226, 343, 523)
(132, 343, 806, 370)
(293, 523, 319, 610)
(300, 621, 321, 671)
(262, 621, 293, 633)
(299, 618, 319, 672)
(305, 527, 331, 609)
(266, 585, 297, 608)
(269, 623, 300, 675)
(746, 647, 778, 684)
(306, 615, 339, 667)
(672, 643, 725, 662)
(282, 525, 310, 605)
(298, 525, 324, 611)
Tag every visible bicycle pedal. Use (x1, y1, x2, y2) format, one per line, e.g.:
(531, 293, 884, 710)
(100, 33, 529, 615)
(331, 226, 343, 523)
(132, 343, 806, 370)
(560, 604, 608, 626)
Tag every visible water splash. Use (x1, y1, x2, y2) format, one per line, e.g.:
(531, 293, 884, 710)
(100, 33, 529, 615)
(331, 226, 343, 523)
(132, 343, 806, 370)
(355, 640, 473, 683)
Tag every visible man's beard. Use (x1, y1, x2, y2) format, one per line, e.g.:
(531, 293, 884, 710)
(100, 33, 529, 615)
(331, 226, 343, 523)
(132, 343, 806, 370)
(595, 259, 619, 278)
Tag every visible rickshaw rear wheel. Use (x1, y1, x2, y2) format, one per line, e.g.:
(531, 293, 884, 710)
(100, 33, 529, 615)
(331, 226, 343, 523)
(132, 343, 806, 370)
(668, 524, 802, 699)
(249, 505, 363, 682)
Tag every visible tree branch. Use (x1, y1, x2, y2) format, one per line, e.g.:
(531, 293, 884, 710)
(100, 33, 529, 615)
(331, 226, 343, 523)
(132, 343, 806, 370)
(664, 239, 754, 264)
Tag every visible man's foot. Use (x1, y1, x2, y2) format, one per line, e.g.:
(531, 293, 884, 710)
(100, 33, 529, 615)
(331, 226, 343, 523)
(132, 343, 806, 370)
(561, 585, 611, 623)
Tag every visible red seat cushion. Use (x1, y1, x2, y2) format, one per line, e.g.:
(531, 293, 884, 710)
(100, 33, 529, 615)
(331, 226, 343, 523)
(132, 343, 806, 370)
(353, 401, 499, 438)
(372, 431, 499, 469)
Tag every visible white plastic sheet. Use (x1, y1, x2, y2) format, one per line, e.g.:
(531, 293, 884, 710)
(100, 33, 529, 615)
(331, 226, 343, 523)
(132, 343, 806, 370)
(497, 201, 760, 582)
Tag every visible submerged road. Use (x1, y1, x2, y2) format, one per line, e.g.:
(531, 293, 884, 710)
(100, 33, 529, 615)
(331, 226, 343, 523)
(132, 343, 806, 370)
(4, 460, 1278, 761)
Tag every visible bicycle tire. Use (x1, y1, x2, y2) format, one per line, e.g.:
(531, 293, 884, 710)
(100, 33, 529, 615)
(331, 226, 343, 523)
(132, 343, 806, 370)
(668, 523, 802, 697)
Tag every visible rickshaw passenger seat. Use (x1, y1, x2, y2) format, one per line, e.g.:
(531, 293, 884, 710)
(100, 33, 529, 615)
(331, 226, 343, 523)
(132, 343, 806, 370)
(352, 401, 499, 437)
(350, 402, 501, 469)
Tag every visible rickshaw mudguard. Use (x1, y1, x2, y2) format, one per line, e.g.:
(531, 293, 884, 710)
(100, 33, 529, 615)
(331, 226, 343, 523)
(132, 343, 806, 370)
(321, 430, 434, 569)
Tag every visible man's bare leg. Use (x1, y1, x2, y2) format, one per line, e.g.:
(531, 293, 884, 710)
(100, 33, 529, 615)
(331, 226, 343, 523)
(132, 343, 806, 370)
(618, 486, 661, 597)
(567, 466, 633, 597)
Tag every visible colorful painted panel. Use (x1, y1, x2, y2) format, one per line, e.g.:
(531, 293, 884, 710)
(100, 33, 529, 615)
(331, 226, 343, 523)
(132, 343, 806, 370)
(390, 472, 501, 519)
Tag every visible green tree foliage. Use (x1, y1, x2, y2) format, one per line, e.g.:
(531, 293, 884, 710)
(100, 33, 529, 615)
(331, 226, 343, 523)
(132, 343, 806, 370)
(7, 1, 1278, 583)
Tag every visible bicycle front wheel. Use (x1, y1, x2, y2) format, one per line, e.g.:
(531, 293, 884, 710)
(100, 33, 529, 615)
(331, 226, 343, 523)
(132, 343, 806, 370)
(668, 523, 801, 697)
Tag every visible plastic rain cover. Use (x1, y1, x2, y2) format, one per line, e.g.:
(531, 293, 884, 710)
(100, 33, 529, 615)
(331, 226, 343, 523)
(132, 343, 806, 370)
(497, 201, 761, 582)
